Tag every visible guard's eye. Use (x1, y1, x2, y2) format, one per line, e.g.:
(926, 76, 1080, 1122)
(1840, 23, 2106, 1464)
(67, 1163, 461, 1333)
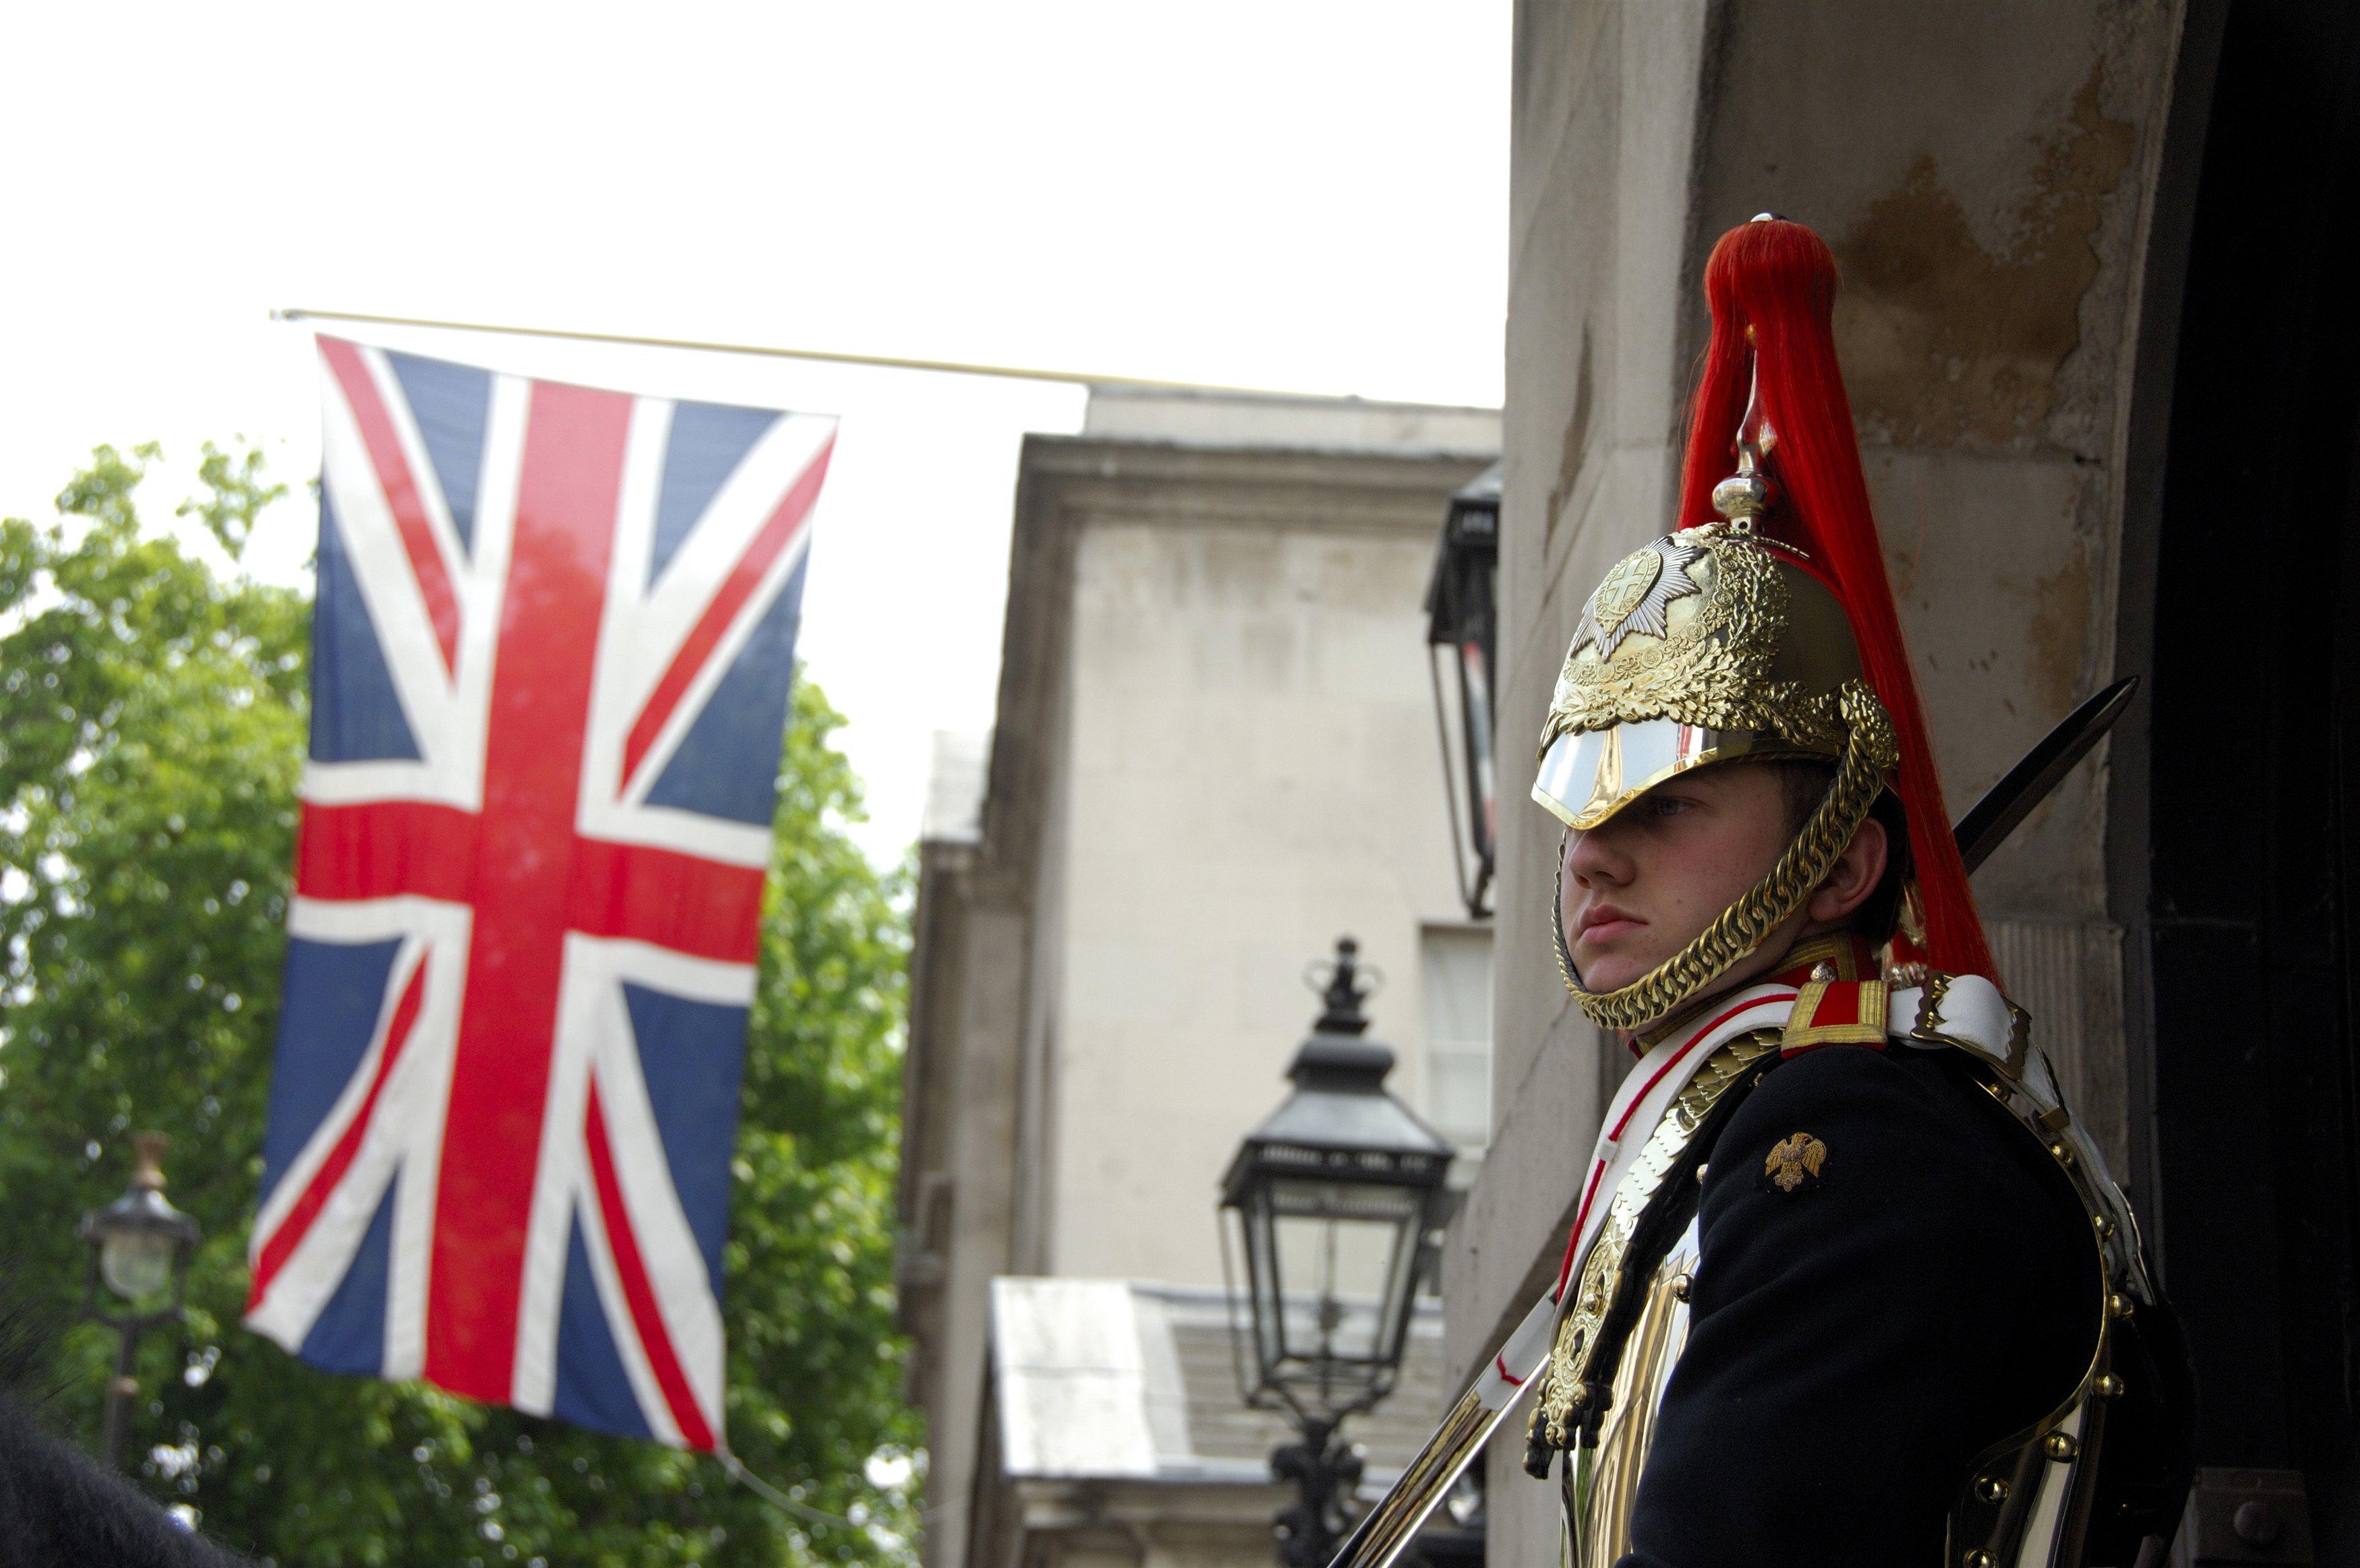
(1643, 795, 1697, 819)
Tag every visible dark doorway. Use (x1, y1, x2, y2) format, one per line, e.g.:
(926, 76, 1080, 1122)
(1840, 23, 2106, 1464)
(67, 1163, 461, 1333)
(2126, 0, 2360, 1557)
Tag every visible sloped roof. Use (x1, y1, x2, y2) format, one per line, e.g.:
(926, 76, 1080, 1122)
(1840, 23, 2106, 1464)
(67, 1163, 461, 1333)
(989, 1277, 1446, 1488)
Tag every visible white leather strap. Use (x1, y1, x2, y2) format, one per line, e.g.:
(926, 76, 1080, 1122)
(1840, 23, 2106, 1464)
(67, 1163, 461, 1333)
(1886, 972, 2016, 1063)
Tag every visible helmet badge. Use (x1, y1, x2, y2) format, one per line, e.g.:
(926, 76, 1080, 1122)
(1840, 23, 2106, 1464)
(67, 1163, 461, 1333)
(1570, 537, 1705, 663)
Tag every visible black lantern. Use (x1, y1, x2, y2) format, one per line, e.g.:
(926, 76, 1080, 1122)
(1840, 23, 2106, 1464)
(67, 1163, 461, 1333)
(1222, 938, 1454, 1566)
(79, 1132, 201, 1469)
(1424, 463, 1500, 920)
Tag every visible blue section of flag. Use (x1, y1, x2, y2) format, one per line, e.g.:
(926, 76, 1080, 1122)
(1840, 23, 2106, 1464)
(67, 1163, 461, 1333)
(651, 402, 779, 584)
(622, 984, 748, 1291)
(300, 1178, 396, 1375)
(262, 936, 405, 1204)
(384, 351, 490, 554)
(644, 554, 806, 825)
(310, 493, 421, 763)
(554, 1216, 655, 1441)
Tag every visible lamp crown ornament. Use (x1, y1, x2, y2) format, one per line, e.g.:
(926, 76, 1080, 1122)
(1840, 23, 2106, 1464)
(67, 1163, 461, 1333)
(130, 1130, 168, 1192)
(1311, 936, 1374, 1036)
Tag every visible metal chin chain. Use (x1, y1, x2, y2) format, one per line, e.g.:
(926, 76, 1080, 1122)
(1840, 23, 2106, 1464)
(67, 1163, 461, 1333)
(1550, 835, 1586, 996)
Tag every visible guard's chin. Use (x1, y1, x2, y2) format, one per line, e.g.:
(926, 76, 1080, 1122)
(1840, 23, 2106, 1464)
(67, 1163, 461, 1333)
(1570, 948, 1646, 996)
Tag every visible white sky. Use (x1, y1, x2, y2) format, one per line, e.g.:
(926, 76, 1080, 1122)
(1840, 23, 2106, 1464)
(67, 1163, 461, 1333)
(0, 1, 1508, 864)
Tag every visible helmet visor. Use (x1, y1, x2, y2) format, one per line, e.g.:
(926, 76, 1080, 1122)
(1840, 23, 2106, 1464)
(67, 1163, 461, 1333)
(1531, 719, 1798, 831)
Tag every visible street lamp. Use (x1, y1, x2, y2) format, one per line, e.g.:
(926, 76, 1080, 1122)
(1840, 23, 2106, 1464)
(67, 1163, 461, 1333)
(79, 1131, 201, 1470)
(1423, 463, 1500, 921)
(1221, 938, 1455, 1567)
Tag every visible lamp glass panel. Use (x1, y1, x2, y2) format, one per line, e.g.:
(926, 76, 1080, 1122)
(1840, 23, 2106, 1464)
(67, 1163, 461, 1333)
(100, 1228, 176, 1302)
(1242, 1188, 1287, 1375)
(1262, 1176, 1425, 1413)
(1456, 638, 1496, 861)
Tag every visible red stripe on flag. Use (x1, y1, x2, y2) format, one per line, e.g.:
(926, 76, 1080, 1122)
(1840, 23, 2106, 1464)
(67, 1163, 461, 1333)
(295, 801, 759, 964)
(584, 1080, 716, 1451)
(318, 338, 463, 673)
(566, 839, 765, 965)
(294, 799, 479, 904)
(427, 380, 632, 1403)
(247, 960, 428, 1308)
(620, 436, 832, 789)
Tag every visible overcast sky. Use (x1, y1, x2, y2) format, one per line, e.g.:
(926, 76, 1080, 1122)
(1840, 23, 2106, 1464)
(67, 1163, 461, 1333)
(0, 1, 1508, 862)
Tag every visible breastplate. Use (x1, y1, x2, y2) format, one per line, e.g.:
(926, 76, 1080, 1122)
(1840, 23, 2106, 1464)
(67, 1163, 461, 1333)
(1560, 1217, 1698, 1567)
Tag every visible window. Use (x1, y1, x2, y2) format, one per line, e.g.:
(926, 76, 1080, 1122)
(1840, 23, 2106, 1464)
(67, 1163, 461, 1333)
(1421, 926, 1493, 1150)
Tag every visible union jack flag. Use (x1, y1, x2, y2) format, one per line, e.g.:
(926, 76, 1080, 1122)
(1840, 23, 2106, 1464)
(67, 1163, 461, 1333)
(245, 338, 834, 1449)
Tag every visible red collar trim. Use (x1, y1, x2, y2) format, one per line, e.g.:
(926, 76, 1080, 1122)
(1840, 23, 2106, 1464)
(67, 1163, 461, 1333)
(1622, 932, 1879, 1057)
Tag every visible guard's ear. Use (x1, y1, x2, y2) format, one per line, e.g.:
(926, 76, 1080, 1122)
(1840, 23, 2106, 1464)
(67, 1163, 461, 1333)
(1805, 814, 1889, 926)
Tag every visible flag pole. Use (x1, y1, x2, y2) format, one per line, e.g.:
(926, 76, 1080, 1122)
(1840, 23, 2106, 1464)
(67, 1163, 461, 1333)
(270, 307, 1310, 398)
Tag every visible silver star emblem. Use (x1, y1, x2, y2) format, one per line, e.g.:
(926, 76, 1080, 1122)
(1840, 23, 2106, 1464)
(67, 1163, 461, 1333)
(1572, 538, 1705, 661)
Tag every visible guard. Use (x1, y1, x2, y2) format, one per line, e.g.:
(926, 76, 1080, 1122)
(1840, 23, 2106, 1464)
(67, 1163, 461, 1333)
(1516, 216, 2193, 1567)
(1331, 216, 2193, 1568)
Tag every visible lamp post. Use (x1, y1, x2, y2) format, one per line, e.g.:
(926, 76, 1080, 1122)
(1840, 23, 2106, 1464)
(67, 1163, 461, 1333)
(1221, 938, 1455, 1567)
(1423, 463, 1501, 921)
(79, 1131, 201, 1470)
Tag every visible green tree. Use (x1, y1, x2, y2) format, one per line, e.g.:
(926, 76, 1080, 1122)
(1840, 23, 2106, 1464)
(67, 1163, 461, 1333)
(0, 444, 920, 1566)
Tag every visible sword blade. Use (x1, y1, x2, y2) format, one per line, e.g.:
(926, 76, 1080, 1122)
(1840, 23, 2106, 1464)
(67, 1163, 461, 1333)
(1326, 1386, 1504, 1568)
(1327, 1298, 1558, 1568)
(1951, 676, 2139, 873)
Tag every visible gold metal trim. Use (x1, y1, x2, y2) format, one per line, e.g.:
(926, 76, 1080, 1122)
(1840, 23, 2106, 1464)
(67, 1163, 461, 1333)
(1561, 1244, 1699, 1566)
(1943, 1041, 2166, 1568)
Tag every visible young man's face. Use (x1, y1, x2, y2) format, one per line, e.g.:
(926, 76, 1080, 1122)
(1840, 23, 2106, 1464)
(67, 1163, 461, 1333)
(1557, 761, 1803, 1002)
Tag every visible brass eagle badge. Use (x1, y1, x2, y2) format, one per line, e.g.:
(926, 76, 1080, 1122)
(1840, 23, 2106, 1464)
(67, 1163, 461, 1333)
(1765, 1132, 1827, 1193)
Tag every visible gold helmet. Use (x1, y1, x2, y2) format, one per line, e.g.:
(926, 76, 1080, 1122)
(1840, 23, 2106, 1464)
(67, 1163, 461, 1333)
(1535, 516, 1897, 1032)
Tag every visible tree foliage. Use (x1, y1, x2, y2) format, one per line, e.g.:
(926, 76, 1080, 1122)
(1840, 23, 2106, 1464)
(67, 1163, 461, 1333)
(0, 444, 919, 1566)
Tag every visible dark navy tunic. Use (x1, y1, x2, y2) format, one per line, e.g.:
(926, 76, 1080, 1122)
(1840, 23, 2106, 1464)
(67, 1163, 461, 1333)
(1618, 1043, 2098, 1566)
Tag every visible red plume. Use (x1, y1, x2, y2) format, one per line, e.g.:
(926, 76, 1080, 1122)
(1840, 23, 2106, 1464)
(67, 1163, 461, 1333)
(1674, 218, 1996, 983)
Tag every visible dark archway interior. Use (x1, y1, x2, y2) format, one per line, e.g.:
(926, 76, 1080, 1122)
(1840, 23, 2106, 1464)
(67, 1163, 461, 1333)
(2140, 0, 2360, 1554)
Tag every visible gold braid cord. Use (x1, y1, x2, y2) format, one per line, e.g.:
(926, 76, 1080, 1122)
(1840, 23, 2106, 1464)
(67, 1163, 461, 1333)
(1556, 681, 1899, 1032)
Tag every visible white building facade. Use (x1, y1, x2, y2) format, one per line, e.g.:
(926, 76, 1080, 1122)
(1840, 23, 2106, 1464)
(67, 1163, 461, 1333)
(897, 388, 1498, 1568)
